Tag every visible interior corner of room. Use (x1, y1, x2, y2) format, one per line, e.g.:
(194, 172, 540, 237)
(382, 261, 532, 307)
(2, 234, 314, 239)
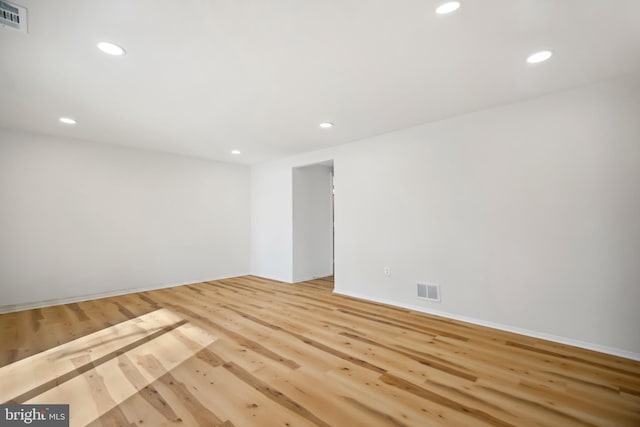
(3, 72, 639, 360)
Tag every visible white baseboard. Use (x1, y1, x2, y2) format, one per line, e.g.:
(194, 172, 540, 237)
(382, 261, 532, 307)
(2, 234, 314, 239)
(333, 289, 640, 362)
(0, 273, 250, 314)
(248, 272, 293, 283)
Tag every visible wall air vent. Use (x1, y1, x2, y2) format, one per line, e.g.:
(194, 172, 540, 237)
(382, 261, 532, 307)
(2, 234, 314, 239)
(0, 1, 27, 33)
(417, 282, 440, 302)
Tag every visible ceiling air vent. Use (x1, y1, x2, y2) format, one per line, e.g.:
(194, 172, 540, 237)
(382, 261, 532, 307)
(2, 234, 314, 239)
(0, 1, 27, 33)
(417, 282, 440, 302)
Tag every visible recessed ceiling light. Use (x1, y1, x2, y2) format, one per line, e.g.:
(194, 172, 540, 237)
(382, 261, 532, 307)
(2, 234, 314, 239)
(436, 2, 461, 14)
(319, 122, 333, 129)
(59, 117, 77, 125)
(231, 150, 241, 155)
(97, 41, 126, 56)
(527, 50, 553, 64)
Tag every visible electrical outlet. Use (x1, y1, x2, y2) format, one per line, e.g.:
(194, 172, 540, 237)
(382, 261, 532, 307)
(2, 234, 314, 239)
(383, 266, 392, 276)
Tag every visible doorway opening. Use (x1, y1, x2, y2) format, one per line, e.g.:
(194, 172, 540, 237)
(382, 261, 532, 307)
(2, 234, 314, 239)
(292, 160, 334, 286)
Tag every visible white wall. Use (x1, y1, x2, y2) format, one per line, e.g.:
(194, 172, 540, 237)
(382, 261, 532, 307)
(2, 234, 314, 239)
(250, 163, 293, 282)
(292, 164, 333, 282)
(0, 130, 250, 310)
(250, 72, 640, 358)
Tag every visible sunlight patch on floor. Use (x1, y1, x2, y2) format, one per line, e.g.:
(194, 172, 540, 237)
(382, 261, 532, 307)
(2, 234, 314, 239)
(0, 308, 216, 426)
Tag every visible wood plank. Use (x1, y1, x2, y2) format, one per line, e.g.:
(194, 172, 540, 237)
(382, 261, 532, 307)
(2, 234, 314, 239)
(0, 308, 187, 403)
(25, 322, 216, 425)
(1, 275, 639, 426)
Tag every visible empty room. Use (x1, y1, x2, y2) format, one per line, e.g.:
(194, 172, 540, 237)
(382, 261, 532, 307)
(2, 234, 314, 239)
(1, 1, 639, 426)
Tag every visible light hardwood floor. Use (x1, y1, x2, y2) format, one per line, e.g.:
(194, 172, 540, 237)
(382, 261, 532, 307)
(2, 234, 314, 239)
(1, 276, 639, 426)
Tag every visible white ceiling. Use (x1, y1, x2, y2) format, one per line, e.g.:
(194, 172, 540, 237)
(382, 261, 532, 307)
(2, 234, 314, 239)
(1, 0, 640, 164)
